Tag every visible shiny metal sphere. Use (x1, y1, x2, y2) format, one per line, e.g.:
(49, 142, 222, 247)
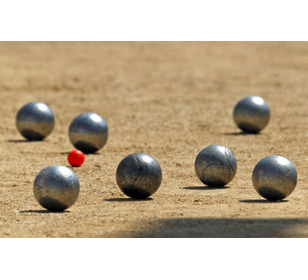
(68, 112, 108, 154)
(233, 95, 270, 133)
(33, 165, 80, 211)
(116, 153, 162, 199)
(16, 102, 55, 140)
(195, 145, 237, 187)
(252, 155, 297, 201)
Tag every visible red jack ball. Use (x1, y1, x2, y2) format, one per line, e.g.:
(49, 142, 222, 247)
(68, 150, 85, 167)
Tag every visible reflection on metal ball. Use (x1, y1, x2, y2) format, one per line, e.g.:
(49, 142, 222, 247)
(33, 165, 80, 211)
(195, 145, 237, 187)
(68, 112, 108, 153)
(252, 155, 297, 201)
(233, 95, 270, 133)
(116, 153, 162, 199)
(16, 102, 55, 140)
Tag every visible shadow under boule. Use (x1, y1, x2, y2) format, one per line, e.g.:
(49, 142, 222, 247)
(104, 197, 153, 202)
(223, 131, 261, 136)
(6, 139, 43, 143)
(240, 199, 289, 203)
(183, 185, 229, 190)
(19, 209, 70, 214)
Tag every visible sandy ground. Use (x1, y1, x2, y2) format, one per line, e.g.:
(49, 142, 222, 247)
(0, 42, 307, 237)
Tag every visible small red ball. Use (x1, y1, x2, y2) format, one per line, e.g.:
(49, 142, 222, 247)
(68, 150, 85, 167)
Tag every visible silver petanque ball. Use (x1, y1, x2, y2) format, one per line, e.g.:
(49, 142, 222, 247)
(68, 112, 108, 154)
(116, 153, 162, 199)
(233, 95, 270, 133)
(252, 155, 297, 201)
(33, 165, 80, 211)
(195, 145, 237, 187)
(16, 102, 55, 140)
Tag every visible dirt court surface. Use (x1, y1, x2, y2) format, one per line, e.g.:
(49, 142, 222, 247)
(0, 42, 307, 238)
